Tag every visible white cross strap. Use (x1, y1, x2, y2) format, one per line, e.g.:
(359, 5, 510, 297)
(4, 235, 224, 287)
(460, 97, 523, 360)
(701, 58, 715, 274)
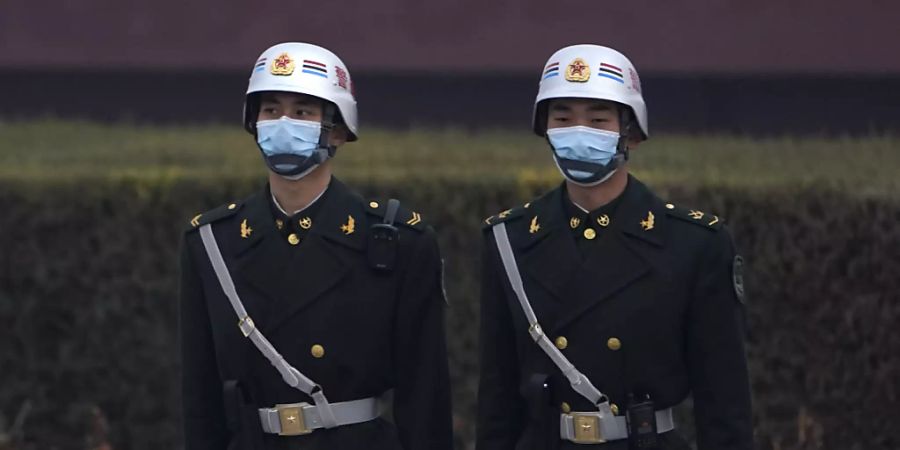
(492, 223, 609, 409)
(199, 224, 339, 428)
(491, 222, 677, 441)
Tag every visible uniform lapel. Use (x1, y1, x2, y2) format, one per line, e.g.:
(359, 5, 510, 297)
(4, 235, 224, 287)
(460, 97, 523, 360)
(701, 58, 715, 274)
(232, 190, 291, 332)
(618, 177, 666, 249)
(516, 188, 582, 319)
(263, 178, 366, 333)
(550, 176, 664, 332)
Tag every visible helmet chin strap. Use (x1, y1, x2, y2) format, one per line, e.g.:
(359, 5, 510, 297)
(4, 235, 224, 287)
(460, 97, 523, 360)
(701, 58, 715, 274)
(616, 106, 632, 161)
(318, 102, 337, 158)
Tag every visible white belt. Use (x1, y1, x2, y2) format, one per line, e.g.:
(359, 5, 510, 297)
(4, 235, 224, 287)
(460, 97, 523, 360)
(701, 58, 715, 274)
(259, 397, 380, 436)
(560, 408, 675, 444)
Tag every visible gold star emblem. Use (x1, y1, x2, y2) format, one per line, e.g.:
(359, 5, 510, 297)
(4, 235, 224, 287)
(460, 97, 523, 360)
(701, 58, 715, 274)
(570, 217, 581, 229)
(299, 217, 312, 230)
(689, 210, 704, 220)
(240, 219, 253, 238)
(597, 215, 611, 227)
(270, 52, 295, 76)
(640, 211, 655, 231)
(529, 216, 541, 234)
(565, 58, 591, 82)
(275, 219, 284, 230)
(340, 215, 355, 235)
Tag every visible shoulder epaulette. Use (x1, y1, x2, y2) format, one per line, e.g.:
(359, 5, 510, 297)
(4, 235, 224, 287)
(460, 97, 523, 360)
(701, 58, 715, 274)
(483, 205, 528, 228)
(364, 199, 426, 231)
(186, 201, 243, 231)
(663, 202, 723, 231)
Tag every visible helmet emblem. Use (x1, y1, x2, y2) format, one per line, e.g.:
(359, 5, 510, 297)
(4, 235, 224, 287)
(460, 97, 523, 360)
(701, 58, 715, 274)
(270, 53, 295, 76)
(565, 58, 590, 82)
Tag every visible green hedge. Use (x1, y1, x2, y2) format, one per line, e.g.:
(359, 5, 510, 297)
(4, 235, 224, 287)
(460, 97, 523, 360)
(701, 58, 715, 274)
(1, 176, 897, 450)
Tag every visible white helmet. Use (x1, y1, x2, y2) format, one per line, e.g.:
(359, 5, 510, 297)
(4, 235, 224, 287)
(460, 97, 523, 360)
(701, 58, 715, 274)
(533, 44, 647, 139)
(243, 42, 358, 141)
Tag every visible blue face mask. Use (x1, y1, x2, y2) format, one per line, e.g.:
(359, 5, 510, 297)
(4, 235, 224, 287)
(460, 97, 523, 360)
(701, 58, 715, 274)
(547, 126, 624, 186)
(256, 117, 331, 180)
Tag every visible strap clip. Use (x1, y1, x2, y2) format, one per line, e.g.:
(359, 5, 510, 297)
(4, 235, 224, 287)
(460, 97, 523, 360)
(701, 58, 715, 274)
(238, 316, 255, 337)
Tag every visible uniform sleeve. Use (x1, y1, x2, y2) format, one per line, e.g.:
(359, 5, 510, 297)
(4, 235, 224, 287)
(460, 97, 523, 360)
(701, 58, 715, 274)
(392, 228, 453, 450)
(476, 233, 527, 450)
(179, 235, 230, 450)
(686, 228, 753, 450)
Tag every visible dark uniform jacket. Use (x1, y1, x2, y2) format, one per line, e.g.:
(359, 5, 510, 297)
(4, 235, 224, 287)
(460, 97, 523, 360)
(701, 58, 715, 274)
(477, 176, 752, 450)
(179, 177, 452, 450)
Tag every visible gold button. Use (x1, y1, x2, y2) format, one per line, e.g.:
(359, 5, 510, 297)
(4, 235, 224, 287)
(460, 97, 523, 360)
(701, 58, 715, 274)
(369, 201, 379, 208)
(666, 203, 675, 209)
(555, 336, 568, 350)
(583, 228, 596, 240)
(607, 337, 622, 351)
(610, 403, 619, 415)
(310, 344, 325, 358)
(227, 203, 237, 210)
(288, 233, 300, 245)
(561, 402, 571, 413)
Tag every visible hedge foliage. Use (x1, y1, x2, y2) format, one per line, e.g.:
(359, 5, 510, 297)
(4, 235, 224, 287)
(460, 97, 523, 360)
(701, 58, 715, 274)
(0, 123, 898, 449)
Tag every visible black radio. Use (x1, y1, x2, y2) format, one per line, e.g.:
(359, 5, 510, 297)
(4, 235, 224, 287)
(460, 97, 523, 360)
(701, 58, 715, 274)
(368, 199, 401, 273)
(626, 394, 660, 450)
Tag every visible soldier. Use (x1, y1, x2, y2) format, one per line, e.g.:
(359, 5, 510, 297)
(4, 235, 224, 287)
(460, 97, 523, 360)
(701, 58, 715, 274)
(179, 42, 452, 450)
(477, 45, 752, 450)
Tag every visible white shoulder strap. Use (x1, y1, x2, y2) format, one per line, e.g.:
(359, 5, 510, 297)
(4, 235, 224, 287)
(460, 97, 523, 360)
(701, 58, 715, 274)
(492, 222, 613, 414)
(198, 224, 338, 428)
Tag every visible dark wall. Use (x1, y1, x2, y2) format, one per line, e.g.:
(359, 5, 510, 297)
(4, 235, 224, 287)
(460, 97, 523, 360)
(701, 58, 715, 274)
(2, 70, 899, 135)
(2, 0, 899, 74)
(4, 1, 897, 133)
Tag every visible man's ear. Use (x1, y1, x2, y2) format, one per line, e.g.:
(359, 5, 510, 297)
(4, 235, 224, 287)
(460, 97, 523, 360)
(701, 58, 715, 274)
(328, 124, 350, 147)
(626, 132, 643, 150)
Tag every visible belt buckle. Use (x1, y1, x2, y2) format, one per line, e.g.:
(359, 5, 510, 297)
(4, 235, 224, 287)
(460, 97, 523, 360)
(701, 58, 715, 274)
(275, 403, 312, 436)
(571, 412, 605, 444)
